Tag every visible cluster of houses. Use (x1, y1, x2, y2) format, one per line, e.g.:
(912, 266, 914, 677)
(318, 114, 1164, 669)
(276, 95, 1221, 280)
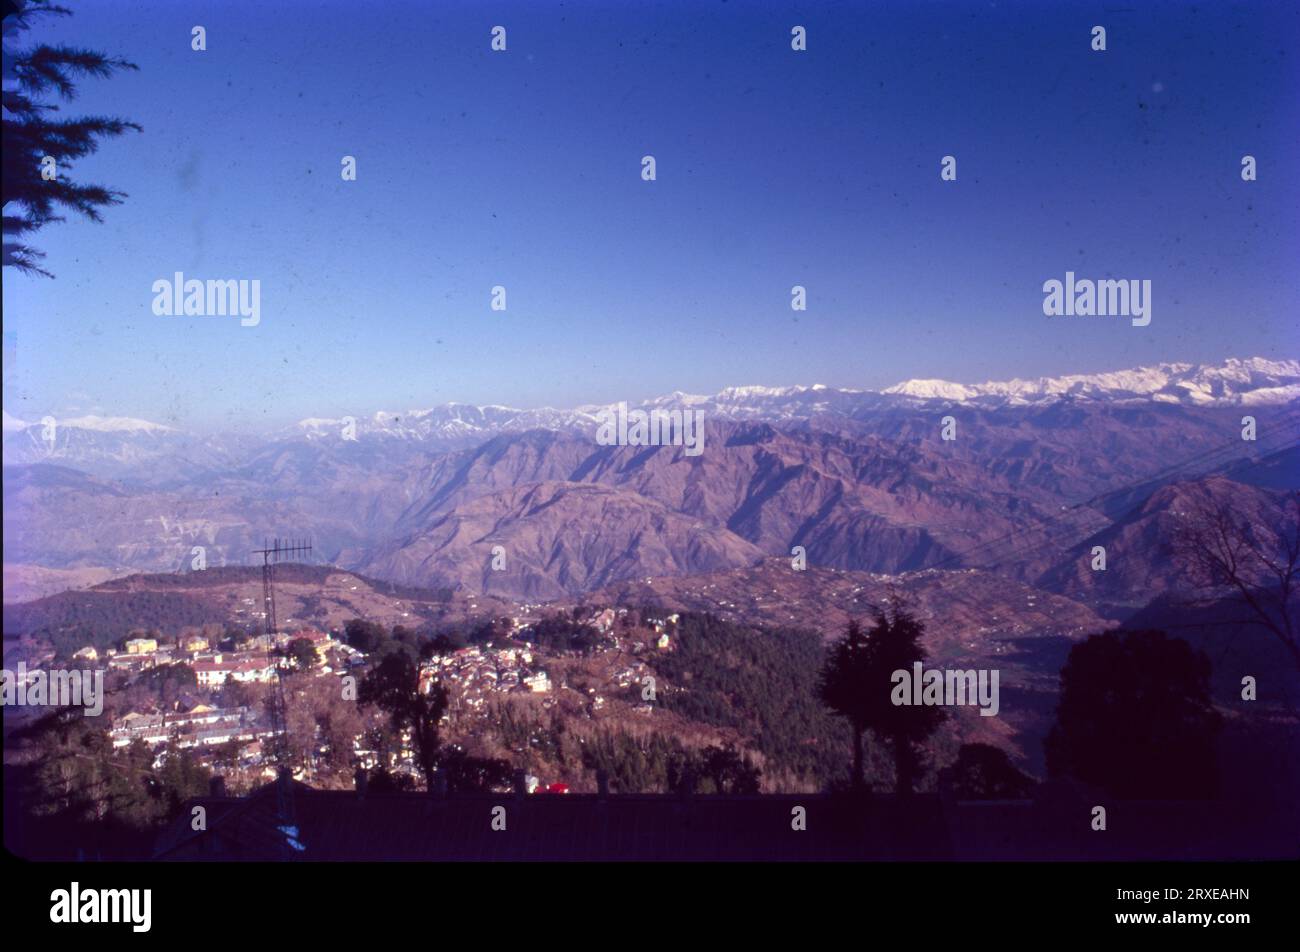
(421, 609, 681, 714)
(108, 702, 274, 754)
(98, 628, 355, 774)
(583, 607, 677, 651)
(38, 606, 687, 786)
(65, 627, 353, 688)
(422, 644, 553, 712)
(71, 635, 176, 676)
(191, 654, 277, 687)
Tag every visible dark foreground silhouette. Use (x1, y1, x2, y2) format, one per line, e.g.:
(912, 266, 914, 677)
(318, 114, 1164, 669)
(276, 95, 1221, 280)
(127, 772, 1300, 862)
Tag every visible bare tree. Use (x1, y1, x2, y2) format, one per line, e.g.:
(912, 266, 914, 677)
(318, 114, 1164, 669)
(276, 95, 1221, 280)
(1172, 487, 1300, 673)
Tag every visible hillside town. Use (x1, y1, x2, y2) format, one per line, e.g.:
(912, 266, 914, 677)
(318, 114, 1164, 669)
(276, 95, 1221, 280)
(4, 604, 682, 793)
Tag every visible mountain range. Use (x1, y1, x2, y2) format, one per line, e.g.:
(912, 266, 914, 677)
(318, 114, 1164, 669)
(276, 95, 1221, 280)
(6, 356, 1297, 460)
(4, 357, 1296, 609)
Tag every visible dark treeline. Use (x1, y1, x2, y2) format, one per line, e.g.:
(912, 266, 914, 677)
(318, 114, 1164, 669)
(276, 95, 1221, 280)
(5, 591, 229, 657)
(644, 612, 849, 789)
(4, 709, 213, 860)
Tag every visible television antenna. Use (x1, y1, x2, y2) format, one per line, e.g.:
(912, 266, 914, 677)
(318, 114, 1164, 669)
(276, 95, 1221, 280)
(251, 537, 312, 829)
(253, 537, 313, 637)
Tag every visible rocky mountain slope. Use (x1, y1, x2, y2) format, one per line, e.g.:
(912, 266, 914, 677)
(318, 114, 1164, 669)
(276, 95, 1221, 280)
(4, 359, 1295, 602)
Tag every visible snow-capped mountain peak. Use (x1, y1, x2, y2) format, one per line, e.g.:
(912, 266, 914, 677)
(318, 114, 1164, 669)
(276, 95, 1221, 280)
(881, 357, 1300, 407)
(3, 412, 174, 433)
(286, 356, 1298, 446)
(882, 379, 982, 401)
(9, 358, 1295, 474)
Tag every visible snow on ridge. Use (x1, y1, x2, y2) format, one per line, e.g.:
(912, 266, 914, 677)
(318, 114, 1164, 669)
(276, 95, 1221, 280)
(714, 384, 831, 401)
(1239, 383, 1300, 405)
(2, 411, 175, 434)
(881, 357, 1300, 405)
(299, 357, 1296, 438)
(56, 415, 175, 433)
(881, 379, 981, 401)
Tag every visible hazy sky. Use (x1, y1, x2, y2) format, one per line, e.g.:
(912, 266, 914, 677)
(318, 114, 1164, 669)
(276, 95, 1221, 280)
(3, 0, 1297, 431)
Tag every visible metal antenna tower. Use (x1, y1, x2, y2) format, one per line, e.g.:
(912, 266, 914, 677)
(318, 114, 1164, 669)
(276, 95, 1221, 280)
(254, 537, 312, 638)
(251, 537, 312, 829)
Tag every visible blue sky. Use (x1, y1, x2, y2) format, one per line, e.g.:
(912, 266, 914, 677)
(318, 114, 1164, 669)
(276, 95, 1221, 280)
(3, 0, 1297, 431)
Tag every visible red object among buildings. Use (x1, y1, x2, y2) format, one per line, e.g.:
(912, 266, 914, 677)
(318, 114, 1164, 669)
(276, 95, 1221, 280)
(536, 783, 570, 795)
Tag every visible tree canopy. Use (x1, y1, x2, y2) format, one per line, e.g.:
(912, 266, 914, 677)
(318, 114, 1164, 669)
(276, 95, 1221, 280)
(1045, 629, 1221, 799)
(2, 0, 141, 276)
(820, 606, 944, 793)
